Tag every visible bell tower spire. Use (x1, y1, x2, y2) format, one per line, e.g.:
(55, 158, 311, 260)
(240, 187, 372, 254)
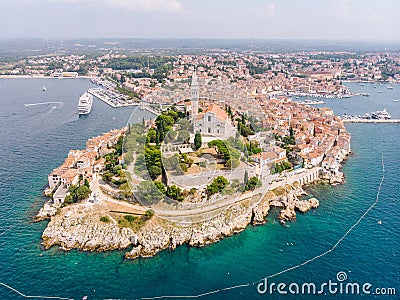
(191, 68, 199, 119)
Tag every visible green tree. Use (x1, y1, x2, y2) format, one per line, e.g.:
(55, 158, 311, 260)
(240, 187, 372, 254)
(154, 181, 166, 194)
(163, 154, 180, 171)
(271, 161, 292, 174)
(136, 181, 165, 205)
(244, 176, 262, 191)
(177, 130, 190, 144)
(119, 182, 133, 198)
(194, 131, 202, 150)
(75, 185, 91, 200)
(100, 216, 110, 223)
(164, 129, 177, 143)
(208, 140, 230, 160)
(179, 119, 192, 131)
(166, 185, 184, 201)
(206, 176, 229, 197)
(244, 170, 249, 185)
(225, 158, 240, 169)
(147, 128, 157, 143)
(179, 163, 188, 173)
(145, 209, 155, 218)
(145, 145, 162, 172)
(148, 165, 162, 179)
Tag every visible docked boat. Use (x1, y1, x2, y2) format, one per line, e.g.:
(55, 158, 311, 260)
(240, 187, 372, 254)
(371, 109, 391, 120)
(78, 92, 93, 116)
(298, 99, 326, 105)
(393, 99, 399, 102)
(387, 86, 393, 90)
(362, 113, 371, 119)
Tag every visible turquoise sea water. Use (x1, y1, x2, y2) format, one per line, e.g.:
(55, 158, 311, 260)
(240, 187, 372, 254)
(0, 79, 399, 299)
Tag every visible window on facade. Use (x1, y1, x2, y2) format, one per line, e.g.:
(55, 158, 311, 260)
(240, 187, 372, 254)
(208, 116, 211, 122)
(217, 130, 220, 134)
(208, 128, 211, 133)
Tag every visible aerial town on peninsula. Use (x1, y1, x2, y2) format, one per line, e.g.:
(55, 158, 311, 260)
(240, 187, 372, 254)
(4, 39, 396, 258)
(31, 47, 358, 257)
(1, 0, 399, 296)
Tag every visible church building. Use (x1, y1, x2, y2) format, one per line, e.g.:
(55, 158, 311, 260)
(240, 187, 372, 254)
(190, 70, 231, 137)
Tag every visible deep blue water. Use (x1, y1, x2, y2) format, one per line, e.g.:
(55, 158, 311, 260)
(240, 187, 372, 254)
(0, 79, 399, 299)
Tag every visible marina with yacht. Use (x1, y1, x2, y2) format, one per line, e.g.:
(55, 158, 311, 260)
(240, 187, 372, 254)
(87, 88, 136, 108)
(297, 99, 326, 105)
(342, 118, 400, 123)
(342, 108, 399, 123)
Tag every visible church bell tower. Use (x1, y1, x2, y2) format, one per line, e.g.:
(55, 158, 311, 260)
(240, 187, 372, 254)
(191, 69, 199, 119)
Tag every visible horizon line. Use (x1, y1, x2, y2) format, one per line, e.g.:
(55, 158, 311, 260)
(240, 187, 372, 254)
(1, 37, 400, 43)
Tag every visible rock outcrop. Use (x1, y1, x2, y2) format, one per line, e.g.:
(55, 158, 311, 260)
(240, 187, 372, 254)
(125, 201, 252, 259)
(295, 198, 319, 213)
(279, 205, 297, 221)
(268, 185, 320, 221)
(252, 196, 271, 225)
(41, 182, 320, 259)
(41, 196, 262, 259)
(42, 205, 135, 251)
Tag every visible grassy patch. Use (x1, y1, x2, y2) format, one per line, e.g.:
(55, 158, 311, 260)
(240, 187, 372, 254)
(263, 191, 276, 201)
(272, 186, 287, 197)
(118, 214, 147, 231)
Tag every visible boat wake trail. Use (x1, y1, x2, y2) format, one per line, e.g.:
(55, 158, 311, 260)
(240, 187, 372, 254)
(140, 154, 386, 300)
(48, 106, 57, 114)
(24, 102, 63, 107)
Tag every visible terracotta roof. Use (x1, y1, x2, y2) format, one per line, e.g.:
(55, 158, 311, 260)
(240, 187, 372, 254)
(274, 146, 286, 154)
(195, 112, 205, 121)
(252, 151, 278, 160)
(203, 104, 228, 121)
(60, 168, 78, 179)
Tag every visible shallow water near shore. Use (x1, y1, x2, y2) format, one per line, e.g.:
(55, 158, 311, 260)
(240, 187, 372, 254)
(0, 79, 399, 299)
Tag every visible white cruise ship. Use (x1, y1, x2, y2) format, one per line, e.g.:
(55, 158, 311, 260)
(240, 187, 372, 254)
(78, 92, 93, 116)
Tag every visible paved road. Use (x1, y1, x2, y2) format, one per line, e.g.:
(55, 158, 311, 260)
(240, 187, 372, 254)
(154, 174, 275, 218)
(268, 167, 321, 190)
(153, 167, 320, 219)
(89, 174, 146, 213)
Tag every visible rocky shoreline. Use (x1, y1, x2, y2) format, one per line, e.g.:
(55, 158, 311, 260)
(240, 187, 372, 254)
(41, 180, 323, 260)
